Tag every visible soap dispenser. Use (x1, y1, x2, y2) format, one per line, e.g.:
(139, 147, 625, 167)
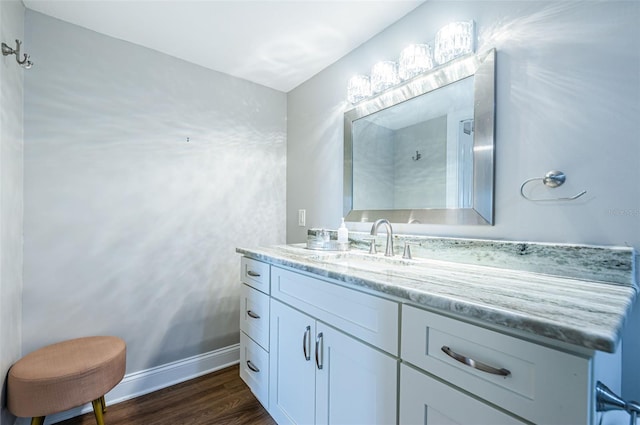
(338, 217, 349, 243)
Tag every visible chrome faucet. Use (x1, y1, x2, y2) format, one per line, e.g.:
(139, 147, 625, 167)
(370, 219, 394, 256)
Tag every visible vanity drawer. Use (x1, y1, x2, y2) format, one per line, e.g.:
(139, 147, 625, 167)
(271, 266, 399, 355)
(240, 332, 269, 409)
(241, 257, 270, 294)
(400, 363, 526, 424)
(401, 305, 590, 425)
(240, 284, 270, 350)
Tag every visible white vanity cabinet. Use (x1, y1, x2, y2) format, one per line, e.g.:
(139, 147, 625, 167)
(239, 257, 271, 408)
(238, 254, 624, 425)
(268, 266, 399, 425)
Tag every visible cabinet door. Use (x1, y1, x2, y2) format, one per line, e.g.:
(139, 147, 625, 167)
(400, 364, 525, 425)
(241, 257, 270, 294)
(269, 299, 316, 425)
(240, 283, 270, 350)
(240, 332, 269, 408)
(315, 323, 398, 425)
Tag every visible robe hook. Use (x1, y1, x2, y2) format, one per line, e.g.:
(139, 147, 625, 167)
(520, 170, 587, 202)
(1, 39, 33, 69)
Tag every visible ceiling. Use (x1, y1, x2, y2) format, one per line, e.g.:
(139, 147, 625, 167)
(23, 0, 425, 92)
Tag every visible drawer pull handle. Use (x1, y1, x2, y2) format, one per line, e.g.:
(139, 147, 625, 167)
(441, 346, 511, 377)
(247, 310, 260, 319)
(315, 332, 323, 370)
(246, 360, 260, 373)
(247, 270, 261, 277)
(303, 326, 311, 361)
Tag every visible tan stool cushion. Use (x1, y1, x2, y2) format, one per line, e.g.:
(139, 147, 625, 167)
(8, 336, 126, 418)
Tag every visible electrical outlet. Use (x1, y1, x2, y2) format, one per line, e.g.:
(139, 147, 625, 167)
(298, 209, 306, 227)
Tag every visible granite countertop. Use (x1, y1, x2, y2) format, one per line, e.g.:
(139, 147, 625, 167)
(236, 240, 637, 353)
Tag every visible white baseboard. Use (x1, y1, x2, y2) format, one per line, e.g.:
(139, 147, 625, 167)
(33, 344, 240, 425)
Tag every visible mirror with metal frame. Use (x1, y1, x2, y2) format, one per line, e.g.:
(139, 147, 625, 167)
(344, 48, 495, 225)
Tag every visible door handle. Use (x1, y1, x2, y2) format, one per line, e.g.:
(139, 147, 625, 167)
(247, 270, 261, 277)
(303, 326, 311, 361)
(246, 360, 260, 373)
(315, 332, 323, 370)
(247, 310, 260, 319)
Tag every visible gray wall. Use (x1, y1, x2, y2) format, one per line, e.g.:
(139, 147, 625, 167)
(0, 1, 24, 424)
(287, 1, 640, 398)
(23, 11, 286, 373)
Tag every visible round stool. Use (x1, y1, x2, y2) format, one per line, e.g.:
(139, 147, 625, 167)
(8, 336, 126, 425)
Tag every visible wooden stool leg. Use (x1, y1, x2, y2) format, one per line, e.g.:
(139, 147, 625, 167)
(31, 417, 45, 425)
(92, 398, 105, 425)
(100, 395, 107, 413)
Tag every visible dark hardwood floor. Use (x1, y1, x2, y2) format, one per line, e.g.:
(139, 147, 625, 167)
(55, 365, 276, 425)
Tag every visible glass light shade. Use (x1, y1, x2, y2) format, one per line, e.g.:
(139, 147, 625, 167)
(398, 44, 434, 81)
(347, 74, 371, 104)
(434, 21, 475, 65)
(370, 61, 399, 94)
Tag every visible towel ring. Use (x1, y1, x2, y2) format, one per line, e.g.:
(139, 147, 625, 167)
(520, 170, 587, 202)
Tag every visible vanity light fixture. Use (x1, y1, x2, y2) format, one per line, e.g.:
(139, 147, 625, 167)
(346, 20, 476, 104)
(347, 74, 372, 104)
(398, 44, 433, 81)
(434, 21, 475, 65)
(370, 61, 399, 94)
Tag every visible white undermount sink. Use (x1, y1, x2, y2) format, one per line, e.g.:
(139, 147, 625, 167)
(307, 250, 430, 273)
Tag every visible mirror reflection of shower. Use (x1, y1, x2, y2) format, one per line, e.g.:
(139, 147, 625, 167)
(351, 76, 475, 211)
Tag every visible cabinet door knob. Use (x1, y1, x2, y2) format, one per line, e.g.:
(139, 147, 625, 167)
(246, 360, 260, 373)
(303, 326, 311, 361)
(441, 346, 511, 377)
(315, 332, 324, 370)
(247, 310, 260, 319)
(247, 270, 261, 277)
